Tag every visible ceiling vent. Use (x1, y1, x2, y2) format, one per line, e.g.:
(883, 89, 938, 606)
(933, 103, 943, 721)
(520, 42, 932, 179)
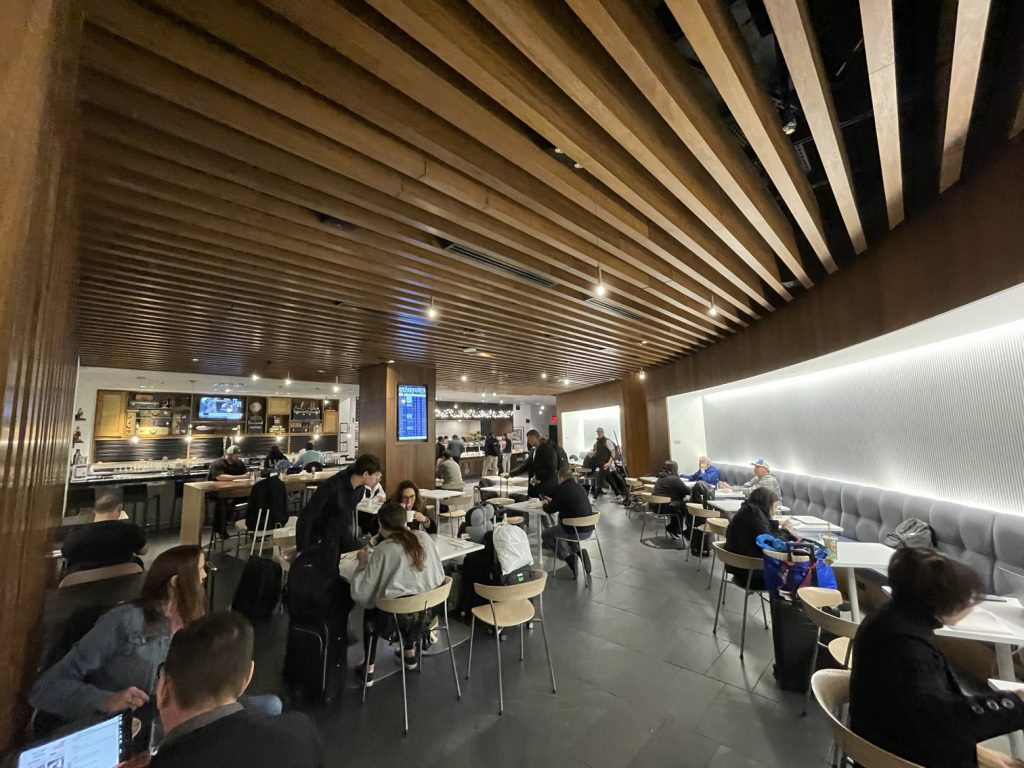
(442, 242, 556, 289)
(315, 211, 356, 230)
(585, 297, 644, 322)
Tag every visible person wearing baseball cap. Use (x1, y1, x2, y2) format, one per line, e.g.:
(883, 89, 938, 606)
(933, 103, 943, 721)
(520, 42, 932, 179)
(207, 444, 248, 538)
(742, 459, 783, 502)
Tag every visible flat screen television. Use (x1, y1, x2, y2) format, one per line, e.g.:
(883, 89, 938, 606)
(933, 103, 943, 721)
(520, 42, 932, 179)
(197, 395, 245, 420)
(397, 384, 428, 441)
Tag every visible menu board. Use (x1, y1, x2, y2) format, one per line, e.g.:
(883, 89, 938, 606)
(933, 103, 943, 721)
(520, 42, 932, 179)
(397, 384, 428, 442)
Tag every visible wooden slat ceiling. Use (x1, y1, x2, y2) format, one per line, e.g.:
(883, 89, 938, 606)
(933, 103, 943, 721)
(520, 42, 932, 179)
(71, 0, 1024, 394)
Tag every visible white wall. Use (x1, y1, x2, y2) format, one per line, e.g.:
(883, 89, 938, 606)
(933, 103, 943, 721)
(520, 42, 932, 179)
(666, 393, 707, 472)
(561, 405, 622, 460)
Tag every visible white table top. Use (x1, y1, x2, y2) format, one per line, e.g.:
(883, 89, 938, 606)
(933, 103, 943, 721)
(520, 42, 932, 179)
(420, 489, 466, 500)
(338, 534, 483, 582)
(784, 516, 844, 533)
(936, 598, 1024, 645)
(639, 476, 659, 484)
(504, 499, 545, 514)
(830, 541, 895, 570)
(481, 476, 528, 485)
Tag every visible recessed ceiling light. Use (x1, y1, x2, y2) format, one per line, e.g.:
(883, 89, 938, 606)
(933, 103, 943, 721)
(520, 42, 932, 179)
(491, 391, 496, 396)
(553, 147, 564, 154)
(192, 358, 199, 362)
(251, 374, 259, 381)
(387, 359, 395, 364)
(541, 372, 547, 379)
(573, 161, 582, 169)
(461, 375, 467, 382)
(640, 340, 647, 346)
(318, 369, 325, 373)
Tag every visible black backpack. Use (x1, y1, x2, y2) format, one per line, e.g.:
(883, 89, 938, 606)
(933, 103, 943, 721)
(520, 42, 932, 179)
(554, 444, 569, 471)
(884, 518, 936, 549)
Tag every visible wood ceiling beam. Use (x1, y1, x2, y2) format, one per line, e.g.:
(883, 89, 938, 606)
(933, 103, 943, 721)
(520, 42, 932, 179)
(77, 73, 734, 331)
(78, 113, 729, 338)
(763, 0, 867, 254)
(253, 0, 777, 308)
(78, 155, 715, 349)
(464, 0, 782, 301)
(79, 0, 759, 320)
(859, 0, 905, 229)
(666, 0, 836, 273)
(939, 0, 993, 191)
(565, 0, 809, 289)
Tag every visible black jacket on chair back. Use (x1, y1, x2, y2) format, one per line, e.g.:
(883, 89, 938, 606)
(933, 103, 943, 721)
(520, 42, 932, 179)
(850, 600, 1024, 767)
(245, 475, 289, 530)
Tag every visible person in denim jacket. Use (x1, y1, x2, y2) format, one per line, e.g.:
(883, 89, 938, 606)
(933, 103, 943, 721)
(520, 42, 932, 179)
(31, 546, 208, 724)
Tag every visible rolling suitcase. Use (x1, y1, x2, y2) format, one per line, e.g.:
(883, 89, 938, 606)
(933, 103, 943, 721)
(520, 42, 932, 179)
(283, 618, 345, 704)
(231, 509, 282, 622)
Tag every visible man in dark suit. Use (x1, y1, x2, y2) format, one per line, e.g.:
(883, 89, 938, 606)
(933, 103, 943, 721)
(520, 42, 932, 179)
(506, 429, 558, 499)
(150, 612, 323, 768)
(540, 467, 595, 578)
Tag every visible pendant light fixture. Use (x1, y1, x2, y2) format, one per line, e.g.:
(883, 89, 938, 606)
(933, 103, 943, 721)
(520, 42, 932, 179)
(427, 296, 438, 320)
(708, 295, 718, 317)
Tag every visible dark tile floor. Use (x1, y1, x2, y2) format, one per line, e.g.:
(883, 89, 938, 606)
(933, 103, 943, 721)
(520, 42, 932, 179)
(150, 496, 838, 767)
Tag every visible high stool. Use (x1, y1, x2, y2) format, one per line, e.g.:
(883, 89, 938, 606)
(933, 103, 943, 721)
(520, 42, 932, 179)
(123, 484, 161, 533)
(207, 486, 250, 555)
(168, 480, 186, 533)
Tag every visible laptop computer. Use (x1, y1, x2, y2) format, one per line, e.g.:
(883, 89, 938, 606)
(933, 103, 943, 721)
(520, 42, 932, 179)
(17, 711, 129, 768)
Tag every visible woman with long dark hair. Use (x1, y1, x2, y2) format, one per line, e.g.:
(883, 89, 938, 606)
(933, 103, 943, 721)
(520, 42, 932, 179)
(351, 502, 444, 686)
(31, 545, 207, 724)
(723, 486, 794, 589)
(263, 444, 288, 470)
(392, 479, 436, 534)
(851, 548, 1024, 767)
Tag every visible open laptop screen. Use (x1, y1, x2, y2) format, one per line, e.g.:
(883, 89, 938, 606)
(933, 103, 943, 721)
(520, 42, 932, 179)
(18, 712, 128, 768)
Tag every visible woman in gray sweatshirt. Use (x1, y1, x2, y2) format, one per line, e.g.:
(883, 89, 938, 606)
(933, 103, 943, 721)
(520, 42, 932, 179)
(352, 502, 444, 686)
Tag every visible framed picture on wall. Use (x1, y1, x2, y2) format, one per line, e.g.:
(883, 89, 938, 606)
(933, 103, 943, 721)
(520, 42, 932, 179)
(512, 427, 524, 446)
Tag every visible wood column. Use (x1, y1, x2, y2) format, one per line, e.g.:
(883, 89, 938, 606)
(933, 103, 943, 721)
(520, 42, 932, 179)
(357, 363, 436, 493)
(0, 0, 82, 750)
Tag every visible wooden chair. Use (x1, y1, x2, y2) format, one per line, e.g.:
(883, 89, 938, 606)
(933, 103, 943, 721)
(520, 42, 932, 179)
(811, 669, 923, 767)
(684, 503, 717, 565)
(467, 570, 556, 714)
(59, 561, 144, 588)
(640, 494, 674, 544)
(363, 576, 461, 733)
(711, 542, 769, 658)
(704, 517, 731, 589)
(624, 478, 644, 516)
(547, 513, 607, 587)
(438, 507, 466, 537)
(798, 586, 859, 715)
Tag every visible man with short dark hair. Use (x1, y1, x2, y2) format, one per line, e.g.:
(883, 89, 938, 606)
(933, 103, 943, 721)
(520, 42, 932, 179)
(297, 453, 382, 553)
(500, 432, 513, 474)
(296, 441, 324, 468)
(482, 433, 500, 477)
(541, 467, 595, 578)
(61, 488, 148, 574)
(506, 429, 558, 498)
(150, 612, 323, 768)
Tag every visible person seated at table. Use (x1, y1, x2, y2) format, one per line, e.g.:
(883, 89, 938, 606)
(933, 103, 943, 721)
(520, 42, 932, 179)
(262, 444, 288, 470)
(684, 456, 721, 509)
(61, 488, 148, 575)
(723, 487, 793, 590)
(652, 461, 691, 540)
(207, 445, 248, 539)
(393, 480, 436, 534)
(32, 546, 220, 733)
(149, 612, 323, 768)
(435, 451, 464, 490)
(721, 458, 784, 501)
(507, 429, 558, 499)
(351, 503, 444, 687)
(850, 547, 1024, 768)
(541, 466, 595, 579)
(295, 441, 324, 469)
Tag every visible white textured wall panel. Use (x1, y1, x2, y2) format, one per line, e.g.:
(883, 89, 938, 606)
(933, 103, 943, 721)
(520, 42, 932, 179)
(704, 321, 1024, 515)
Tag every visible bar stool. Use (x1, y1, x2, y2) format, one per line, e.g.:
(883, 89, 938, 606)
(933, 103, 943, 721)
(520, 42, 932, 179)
(207, 485, 250, 555)
(168, 480, 185, 533)
(123, 484, 161, 532)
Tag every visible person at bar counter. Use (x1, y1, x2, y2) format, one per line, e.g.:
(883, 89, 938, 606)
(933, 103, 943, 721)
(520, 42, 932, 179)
(501, 432, 513, 474)
(850, 547, 1024, 768)
(61, 488, 148, 575)
(147, 613, 323, 768)
(207, 445, 248, 540)
(446, 434, 464, 464)
(506, 429, 558, 499)
(652, 461, 690, 540)
(297, 453, 382, 554)
(721, 458, 783, 502)
(295, 441, 324, 469)
(435, 451, 464, 490)
(541, 466, 595, 579)
(482, 432, 500, 477)
(685, 456, 721, 509)
(723, 487, 793, 589)
(262, 444, 288, 470)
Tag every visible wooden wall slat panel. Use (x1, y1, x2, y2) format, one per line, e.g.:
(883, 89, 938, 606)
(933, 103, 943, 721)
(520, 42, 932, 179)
(0, 0, 81, 751)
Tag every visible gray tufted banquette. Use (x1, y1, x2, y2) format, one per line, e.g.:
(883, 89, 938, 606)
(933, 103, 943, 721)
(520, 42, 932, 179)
(712, 462, 1024, 593)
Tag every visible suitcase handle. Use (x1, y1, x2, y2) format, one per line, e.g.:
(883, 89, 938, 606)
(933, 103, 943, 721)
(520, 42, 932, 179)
(250, 507, 271, 557)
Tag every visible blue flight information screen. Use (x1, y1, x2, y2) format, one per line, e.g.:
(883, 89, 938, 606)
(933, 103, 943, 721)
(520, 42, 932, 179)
(397, 384, 428, 441)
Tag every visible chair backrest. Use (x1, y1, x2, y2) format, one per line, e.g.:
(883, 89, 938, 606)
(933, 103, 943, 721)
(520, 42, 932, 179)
(711, 541, 765, 572)
(811, 670, 923, 768)
(798, 587, 859, 640)
(305, 461, 324, 472)
(706, 518, 730, 534)
(59, 562, 144, 588)
(489, 497, 516, 507)
(562, 513, 600, 528)
(685, 503, 707, 515)
(474, 568, 548, 602)
(376, 576, 453, 615)
(648, 495, 671, 505)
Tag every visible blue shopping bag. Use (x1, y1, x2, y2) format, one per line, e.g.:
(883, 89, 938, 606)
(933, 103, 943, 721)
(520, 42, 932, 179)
(758, 535, 837, 597)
